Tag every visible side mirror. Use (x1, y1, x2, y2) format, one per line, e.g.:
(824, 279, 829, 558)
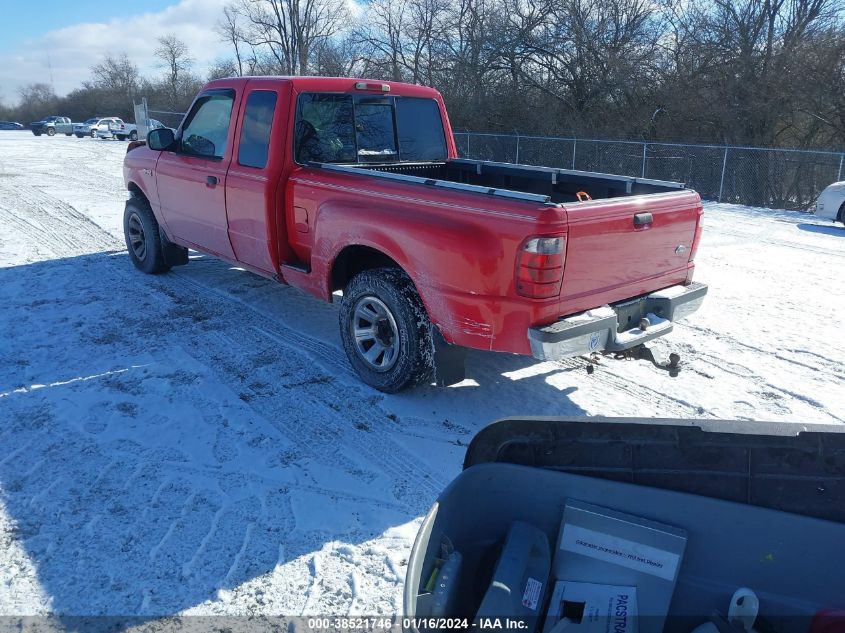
(148, 127, 175, 151)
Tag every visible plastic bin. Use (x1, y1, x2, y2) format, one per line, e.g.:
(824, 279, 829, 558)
(404, 417, 845, 632)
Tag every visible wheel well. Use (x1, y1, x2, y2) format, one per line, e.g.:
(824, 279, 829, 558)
(331, 246, 402, 292)
(127, 182, 149, 206)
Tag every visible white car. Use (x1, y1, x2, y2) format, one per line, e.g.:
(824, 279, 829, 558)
(97, 118, 167, 141)
(93, 117, 127, 140)
(815, 180, 845, 224)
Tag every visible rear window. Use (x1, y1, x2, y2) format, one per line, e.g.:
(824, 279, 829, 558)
(395, 98, 447, 161)
(294, 94, 447, 164)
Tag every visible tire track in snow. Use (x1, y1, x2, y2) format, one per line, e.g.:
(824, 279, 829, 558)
(0, 177, 121, 259)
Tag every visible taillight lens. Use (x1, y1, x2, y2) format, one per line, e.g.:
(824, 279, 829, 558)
(689, 214, 703, 262)
(516, 236, 566, 298)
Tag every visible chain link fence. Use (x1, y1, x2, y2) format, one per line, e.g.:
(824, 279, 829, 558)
(133, 99, 186, 139)
(455, 132, 845, 211)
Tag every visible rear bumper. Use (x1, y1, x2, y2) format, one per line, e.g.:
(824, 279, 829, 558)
(528, 282, 707, 361)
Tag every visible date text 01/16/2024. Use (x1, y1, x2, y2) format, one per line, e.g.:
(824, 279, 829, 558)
(306, 618, 528, 631)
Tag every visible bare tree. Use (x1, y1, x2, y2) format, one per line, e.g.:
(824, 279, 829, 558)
(217, 5, 252, 76)
(155, 34, 195, 109)
(16, 83, 58, 122)
(228, 0, 350, 75)
(91, 53, 141, 98)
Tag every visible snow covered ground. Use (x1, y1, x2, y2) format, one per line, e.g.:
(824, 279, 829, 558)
(0, 132, 843, 619)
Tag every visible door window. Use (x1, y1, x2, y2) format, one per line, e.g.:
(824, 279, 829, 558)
(180, 91, 235, 159)
(238, 90, 277, 169)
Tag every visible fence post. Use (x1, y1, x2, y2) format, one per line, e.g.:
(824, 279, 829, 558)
(515, 133, 520, 164)
(641, 143, 647, 178)
(466, 133, 470, 157)
(838, 153, 844, 182)
(571, 139, 577, 170)
(718, 147, 729, 202)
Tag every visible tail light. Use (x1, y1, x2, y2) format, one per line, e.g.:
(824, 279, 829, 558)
(689, 213, 703, 262)
(516, 235, 566, 299)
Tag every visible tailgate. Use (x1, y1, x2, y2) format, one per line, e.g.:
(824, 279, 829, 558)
(560, 190, 702, 313)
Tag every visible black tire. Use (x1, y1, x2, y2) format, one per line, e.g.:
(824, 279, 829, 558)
(838, 202, 845, 226)
(123, 198, 171, 274)
(115, 134, 126, 141)
(46, 127, 55, 136)
(75, 133, 84, 138)
(129, 130, 138, 141)
(90, 129, 97, 138)
(33, 132, 41, 136)
(339, 268, 434, 392)
(65, 133, 72, 136)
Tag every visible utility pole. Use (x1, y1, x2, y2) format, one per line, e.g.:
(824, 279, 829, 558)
(46, 52, 55, 91)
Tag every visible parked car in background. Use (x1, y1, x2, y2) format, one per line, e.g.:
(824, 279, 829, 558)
(94, 118, 128, 140)
(30, 116, 73, 136)
(0, 121, 24, 130)
(815, 181, 845, 224)
(100, 118, 167, 141)
(73, 118, 104, 138)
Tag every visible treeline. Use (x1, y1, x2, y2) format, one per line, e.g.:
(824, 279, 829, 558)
(0, 36, 203, 125)
(2, 0, 844, 150)
(214, 0, 845, 148)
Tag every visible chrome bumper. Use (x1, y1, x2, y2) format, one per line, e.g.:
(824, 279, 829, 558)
(528, 282, 708, 361)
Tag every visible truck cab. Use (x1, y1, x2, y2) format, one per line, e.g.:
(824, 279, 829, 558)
(123, 77, 706, 391)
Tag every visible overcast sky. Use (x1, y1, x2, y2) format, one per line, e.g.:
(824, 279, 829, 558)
(0, 0, 233, 105)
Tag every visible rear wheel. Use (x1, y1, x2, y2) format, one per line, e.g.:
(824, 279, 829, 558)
(65, 132, 72, 136)
(129, 130, 138, 141)
(838, 202, 845, 226)
(115, 134, 126, 141)
(339, 268, 434, 392)
(75, 133, 84, 138)
(123, 198, 171, 274)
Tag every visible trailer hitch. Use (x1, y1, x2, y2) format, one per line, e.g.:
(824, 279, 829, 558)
(584, 344, 682, 377)
(615, 345, 682, 377)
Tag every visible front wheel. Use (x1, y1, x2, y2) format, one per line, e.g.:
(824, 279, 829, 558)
(65, 132, 72, 136)
(90, 129, 97, 138)
(75, 133, 84, 138)
(129, 130, 138, 141)
(46, 128, 55, 136)
(123, 199, 171, 274)
(339, 268, 434, 392)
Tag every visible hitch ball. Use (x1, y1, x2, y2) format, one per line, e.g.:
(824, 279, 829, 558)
(639, 317, 650, 331)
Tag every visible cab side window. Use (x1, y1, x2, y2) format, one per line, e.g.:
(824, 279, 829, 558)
(181, 90, 235, 159)
(238, 90, 277, 169)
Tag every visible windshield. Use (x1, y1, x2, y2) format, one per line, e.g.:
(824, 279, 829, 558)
(294, 93, 447, 164)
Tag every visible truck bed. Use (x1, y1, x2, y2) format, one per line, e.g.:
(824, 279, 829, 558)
(311, 158, 685, 205)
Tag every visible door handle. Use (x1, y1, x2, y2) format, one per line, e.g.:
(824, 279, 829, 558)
(633, 212, 653, 226)
(206, 176, 219, 187)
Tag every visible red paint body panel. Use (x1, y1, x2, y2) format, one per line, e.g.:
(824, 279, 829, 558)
(123, 77, 702, 357)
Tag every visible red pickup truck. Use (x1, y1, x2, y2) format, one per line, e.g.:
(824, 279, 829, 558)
(122, 77, 706, 392)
